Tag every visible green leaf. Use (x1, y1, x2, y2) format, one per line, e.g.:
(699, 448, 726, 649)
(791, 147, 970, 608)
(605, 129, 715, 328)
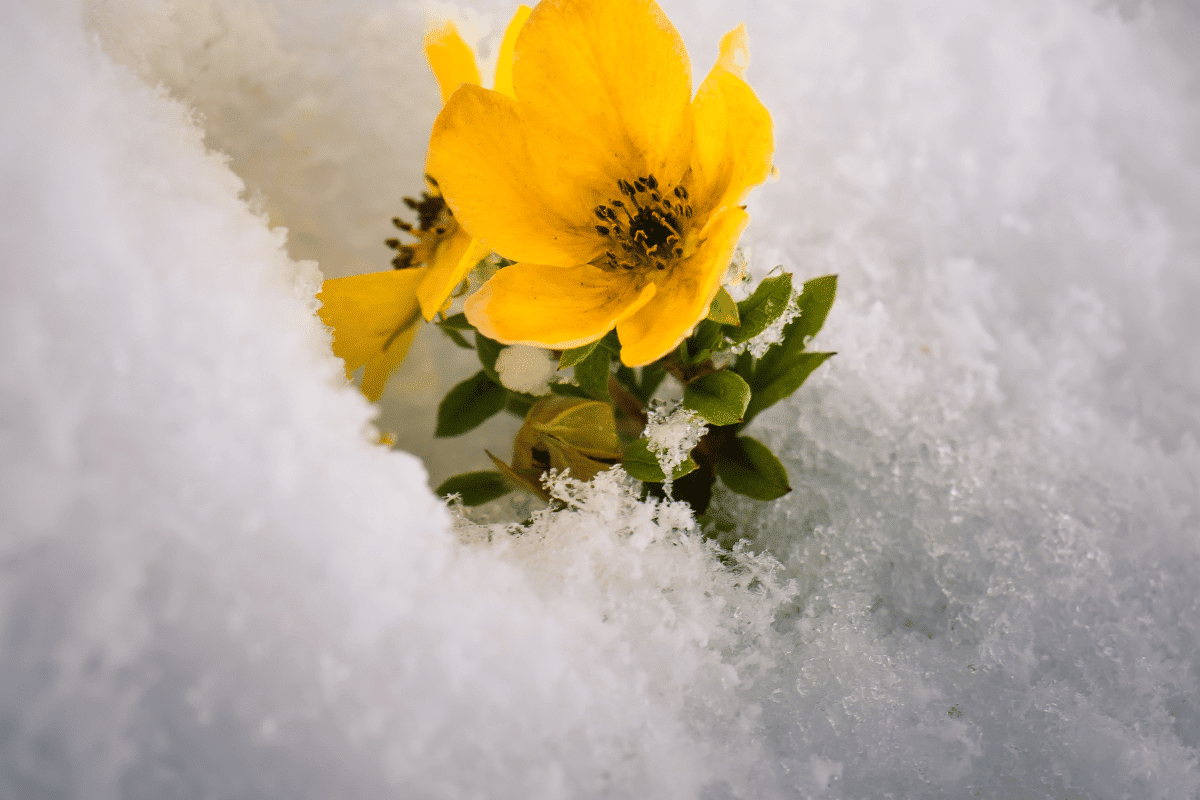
(435, 370, 507, 437)
(790, 274, 838, 345)
(707, 286, 740, 325)
(596, 329, 622, 355)
(732, 350, 755, 385)
(475, 334, 505, 384)
(439, 325, 473, 350)
(572, 343, 612, 402)
(505, 392, 534, 418)
(439, 312, 475, 331)
(683, 370, 751, 426)
(743, 351, 834, 423)
(550, 382, 592, 399)
(436, 471, 511, 506)
(716, 435, 791, 501)
(686, 319, 725, 362)
(558, 340, 599, 370)
(726, 272, 792, 343)
(621, 437, 698, 483)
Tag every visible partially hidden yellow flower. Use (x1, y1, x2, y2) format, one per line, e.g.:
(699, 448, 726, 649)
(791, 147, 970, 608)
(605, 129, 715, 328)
(428, 0, 774, 367)
(316, 7, 532, 401)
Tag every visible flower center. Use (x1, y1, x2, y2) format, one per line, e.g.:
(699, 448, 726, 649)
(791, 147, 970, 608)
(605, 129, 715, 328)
(386, 176, 459, 269)
(592, 174, 693, 272)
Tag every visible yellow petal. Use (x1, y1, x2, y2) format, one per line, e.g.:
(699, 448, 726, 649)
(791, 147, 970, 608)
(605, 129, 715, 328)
(511, 0, 694, 187)
(492, 5, 533, 99)
(416, 229, 490, 321)
(616, 206, 750, 367)
(424, 22, 482, 103)
(688, 30, 774, 217)
(716, 23, 749, 79)
(464, 262, 657, 350)
(316, 269, 426, 401)
(427, 84, 610, 266)
(360, 320, 420, 402)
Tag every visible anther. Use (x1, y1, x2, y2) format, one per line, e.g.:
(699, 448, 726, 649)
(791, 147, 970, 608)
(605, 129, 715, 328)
(634, 178, 647, 193)
(595, 225, 610, 236)
(646, 175, 659, 190)
(594, 206, 609, 220)
(650, 191, 662, 203)
(385, 238, 400, 249)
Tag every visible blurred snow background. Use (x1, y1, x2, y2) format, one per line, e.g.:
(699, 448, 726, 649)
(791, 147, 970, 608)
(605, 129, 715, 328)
(3, 0, 1199, 797)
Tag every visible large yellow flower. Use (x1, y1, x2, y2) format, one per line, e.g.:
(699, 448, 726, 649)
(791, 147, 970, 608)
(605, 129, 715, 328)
(316, 7, 531, 400)
(428, 0, 774, 367)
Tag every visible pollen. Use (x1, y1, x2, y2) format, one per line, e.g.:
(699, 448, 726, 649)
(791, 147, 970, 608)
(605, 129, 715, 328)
(386, 178, 459, 270)
(593, 174, 692, 273)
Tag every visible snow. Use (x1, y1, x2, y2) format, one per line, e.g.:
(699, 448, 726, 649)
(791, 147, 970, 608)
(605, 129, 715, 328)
(2, 0, 1199, 797)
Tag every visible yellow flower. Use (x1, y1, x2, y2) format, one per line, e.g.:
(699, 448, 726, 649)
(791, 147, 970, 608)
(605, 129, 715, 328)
(316, 7, 532, 400)
(428, 0, 774, 367)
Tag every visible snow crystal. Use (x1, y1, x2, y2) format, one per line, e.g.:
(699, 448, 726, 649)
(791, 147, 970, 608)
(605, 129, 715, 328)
(643, 402, 708, 482)
(494, 344, 557, 395)
(4, 0, 1200, 798)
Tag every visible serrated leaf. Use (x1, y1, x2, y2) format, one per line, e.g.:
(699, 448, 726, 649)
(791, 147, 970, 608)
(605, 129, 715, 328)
(743, 351, 834, 423)
(717, 435, 791, 501)
(683, 370, 751, 426)
(621, 437, 698, 483)
(435, 370, 507, 437)
(726, 273, 792, 343)
(475, 334, 505, 384)
(707, 287, 740, 325)
(435, 471, 511, 506)
(558, 340, 599, 370)
(790, 274, 838, 344)
(572, 343, 611, 402)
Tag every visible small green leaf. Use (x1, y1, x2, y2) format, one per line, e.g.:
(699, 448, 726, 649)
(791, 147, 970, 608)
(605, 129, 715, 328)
(686, 319, 725, 362)
(790, 274, 838, 344)
(621, 437, 698, 482)
(717, 435, 791, 501)
(550, 382, 592, 399)
(475, 334, 505, 384)
(573, 343, 612, 402)
(743, 351, 834, 423)
(436, 471, 512, 506)
(726, 272, 793, 343)
(439, 313, 475, 331)
(435, 370, 507, 437)
(732, 350, 755, 385)
(439, 325, 474, 350)
(707, 287, 740, 325)
(506, 392, 534, 418)
(596, 329, 622, 355)
(683, 370, 751, 426)
(558, 340, 599, 370)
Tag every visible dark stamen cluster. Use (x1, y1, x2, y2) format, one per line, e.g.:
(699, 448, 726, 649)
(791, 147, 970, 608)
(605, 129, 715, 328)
(593, 174, 692, 272)
(385, 175, 454, 269)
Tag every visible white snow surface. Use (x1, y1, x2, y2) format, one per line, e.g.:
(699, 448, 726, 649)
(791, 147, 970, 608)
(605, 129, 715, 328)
(2, 0, 1199, 797)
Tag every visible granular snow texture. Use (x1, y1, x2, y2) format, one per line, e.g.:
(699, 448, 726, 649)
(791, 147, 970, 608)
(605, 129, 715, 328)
(2, 0, 1199, 798)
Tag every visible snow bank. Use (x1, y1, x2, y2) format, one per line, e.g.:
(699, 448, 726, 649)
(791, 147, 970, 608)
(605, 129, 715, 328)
(2, 0, 1199, 797)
